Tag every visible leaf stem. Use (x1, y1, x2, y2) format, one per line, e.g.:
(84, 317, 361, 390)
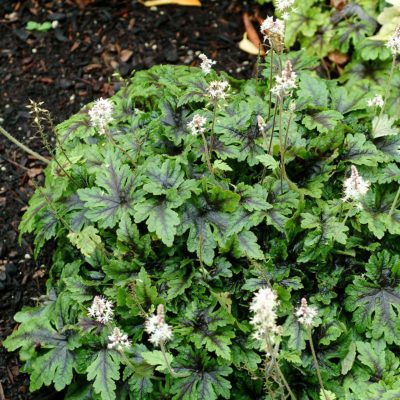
(0, 125, 50, 165)
(210, 103, 218, 153)
(308, 329, 328, 399)
(160, 341, 176, 377)
(199, 130, 214, 176)
(268, 98, 279, 154)
(267, 49, 274, 120)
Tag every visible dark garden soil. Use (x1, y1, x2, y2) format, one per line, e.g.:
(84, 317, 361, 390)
(0, 0, 261, 398)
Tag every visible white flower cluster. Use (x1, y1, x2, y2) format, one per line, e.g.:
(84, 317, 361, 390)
(295, 298, 317, 326)
(145, 304, 173, 347)
(250, 287, 281, 343)
(199, 53, 216, 75)
(188, 114, 207, 136)
(260, 16, 285, 39)
(367, 95, 384, 108)
(108, 327, 131, 350)
(87, 296, 114, 324)
(387, 26, 400, 56)
(207, 80, 230, 102)
(276, 0, 295, 20)
(342, 165, 370, 202)
(88, 98, 114, 134)
(271, 60, 297, 97)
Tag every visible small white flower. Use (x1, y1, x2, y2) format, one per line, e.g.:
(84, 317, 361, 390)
(199, 53, 216, 75)
(88, 98, 114, 134)
(276, 0, 295, 12)
(282, 11, 290, 20)
(295, 298, 317, 326)
(207, 80, 230, 102)
(188, 114, 207, 135)
(145, 304, 173, 347)
(271, 60, 297, 97)
(342, 165, 370, 202)
(88, 296, 114, 324)
(107, 327, 131, 350)
(367, 95, 384, 108)
(387, 26, 400, 56)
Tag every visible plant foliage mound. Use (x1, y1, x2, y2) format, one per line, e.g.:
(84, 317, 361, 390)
(4, 54, 400, 399)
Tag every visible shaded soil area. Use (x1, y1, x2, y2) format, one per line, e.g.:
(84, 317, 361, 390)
(0, 0, 259, 398)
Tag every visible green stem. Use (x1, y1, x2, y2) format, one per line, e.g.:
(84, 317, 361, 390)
(342, 205, 354, 225)
(389, 186, 400, 217)
(105, 129, 136, 165)
(265, 336, 297, 400)
(267, 49, 274, 120)
(160, 341, 177, 377)
(268, 99, 279, 154)
(0, 125, 50, 165)
(200, 130, 214, 176)
(308, 329, 327, 399)
(210, 104, 218, 153)
(278, 96, 285, 191)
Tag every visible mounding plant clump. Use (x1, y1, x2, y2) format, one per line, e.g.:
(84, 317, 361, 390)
(4, 44, 400, 399)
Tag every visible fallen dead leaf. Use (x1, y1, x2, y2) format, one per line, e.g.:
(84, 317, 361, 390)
(32, 269, 46, 279)
(331, 0, 346, 11)
(120, 49, 133, 62)
(70, 41, 81, 53)
(141, 0, 201, 6)
(83, 63, 102, 73)
(328, 51, 348, 65)
(27, 167, 43, 178)
(242, 12, 264, 54)
(239, 32, 261, 56)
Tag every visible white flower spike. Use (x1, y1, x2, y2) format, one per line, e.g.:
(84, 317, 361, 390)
(145, 304, 173, 347)
(296, 298, 317, 326)
(271, 60, 297, 97)
(88, 98, 114, 134)
(367, 95, 384, 108)
(342, 165, 370, 202)
(387, 26, 400, 56)
(276, 0, 295, 12)
(250, 287, 281, 343)
(88, 296, 114, 324)
(207, 80, 230, 102)
(107, 327, 131, 350)
(199, 53, 216, 75)
(188, 114, 207, 136)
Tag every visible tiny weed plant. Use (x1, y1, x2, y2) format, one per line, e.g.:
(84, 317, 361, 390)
(3, 5, 400, 400)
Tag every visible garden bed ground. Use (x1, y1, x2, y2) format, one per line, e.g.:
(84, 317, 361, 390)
(0, 0, 258, 398)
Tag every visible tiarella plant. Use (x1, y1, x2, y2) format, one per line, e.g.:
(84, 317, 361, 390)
(3, 13, 400, 400)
